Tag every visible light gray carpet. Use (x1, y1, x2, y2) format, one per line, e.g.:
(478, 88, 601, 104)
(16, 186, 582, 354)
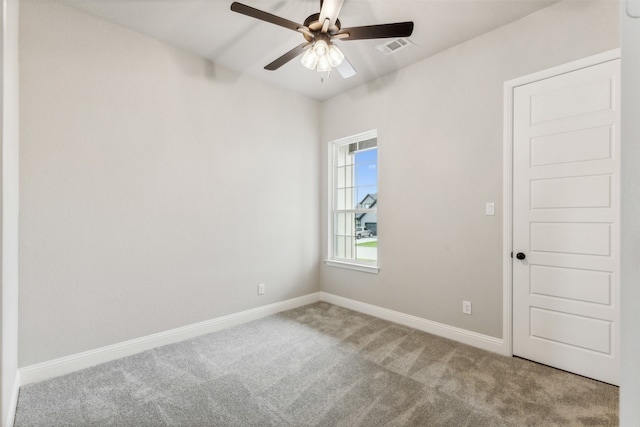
(14, 302, 618, 426)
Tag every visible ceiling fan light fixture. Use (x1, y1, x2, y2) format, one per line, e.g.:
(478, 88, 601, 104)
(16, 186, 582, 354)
(313, 39, 329, 57)
(316, 55, 331, 72)
(327, 44, 344, 67)
(301, 39, 342, 72)
(301, 47, 319, 70)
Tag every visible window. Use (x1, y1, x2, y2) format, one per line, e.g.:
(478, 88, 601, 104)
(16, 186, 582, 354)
(327, 130, 378, 273)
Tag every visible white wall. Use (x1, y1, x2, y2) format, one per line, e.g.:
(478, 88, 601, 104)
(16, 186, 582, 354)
(620, 2, 640, 425)
(1, 0, 20, 424)
(320, 1, 619, 339)
(19, 2, 320, 366)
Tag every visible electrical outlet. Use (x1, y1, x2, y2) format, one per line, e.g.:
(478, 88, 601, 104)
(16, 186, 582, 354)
(257, 283, 265, 295)
(462, 301, 472, 315)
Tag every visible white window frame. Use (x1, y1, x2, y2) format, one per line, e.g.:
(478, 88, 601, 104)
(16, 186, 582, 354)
(325, 129, 379, 274)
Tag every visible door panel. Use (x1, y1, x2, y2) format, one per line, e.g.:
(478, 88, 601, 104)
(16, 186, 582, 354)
(529, 308, 611, 354)
(512, 59, 620, 385)
(530, 265, 611, 305)
(530, 222, 611, 256)
(530, 125, 613, 166)
(530, 175, 611, 209)
(530, 76, 614, 124)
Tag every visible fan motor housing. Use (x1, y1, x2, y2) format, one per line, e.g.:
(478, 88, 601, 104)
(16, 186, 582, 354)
(303, 13, 341, 40)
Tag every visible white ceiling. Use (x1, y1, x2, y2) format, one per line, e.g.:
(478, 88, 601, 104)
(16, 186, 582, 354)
(62, 0, 558, 101)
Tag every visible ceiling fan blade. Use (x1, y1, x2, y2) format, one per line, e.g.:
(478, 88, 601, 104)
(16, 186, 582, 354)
(338, 21, 414, 40)
(335, 57, 356, 79)
(231, 2, 303, 33)
(318, 0, 344, 30)
(265, 43, 310, 71)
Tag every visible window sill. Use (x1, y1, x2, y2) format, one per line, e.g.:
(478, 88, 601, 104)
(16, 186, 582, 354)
(324, 259, 380, 274)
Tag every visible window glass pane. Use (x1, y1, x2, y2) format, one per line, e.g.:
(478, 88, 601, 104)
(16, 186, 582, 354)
(354, 149, 378, 187)
(334, 212, 355, 260)
(336, 189, 345, 210)
(345, 188, 353, 210)
(356, 170, 377, 188)
(334, 213, 355, 260)
(334, 212, 355, 238)
(334, 212, 378, 263)
(354, 148, 377, 209)
(337, 144, 354, 167)
(336, 144, 346, 167)
(356, 213, 377, 234)
(336, 166, 345, 189)
(336, 165, 353, 190)
(334, 235, 346, 259)
(335, 212, 347, 236)
(330, 133, 377, 267)
(336, 188, 355, 210)
(356, 186, 377, 209)
(355, 237, 377, 263)
(336, 165, 354, 188)
(343, 236, 354, 259)
(355, 214, 377, 263)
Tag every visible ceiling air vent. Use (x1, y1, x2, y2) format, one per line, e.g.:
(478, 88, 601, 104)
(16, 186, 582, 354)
(376, 38, 411, 55)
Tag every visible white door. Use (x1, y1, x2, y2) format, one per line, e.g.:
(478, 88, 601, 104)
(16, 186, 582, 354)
(512, 59, 620, 385)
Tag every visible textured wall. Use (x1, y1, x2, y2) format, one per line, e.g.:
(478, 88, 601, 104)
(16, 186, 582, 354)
(320, 0, 619, 339)
(19, 3, 320, 366)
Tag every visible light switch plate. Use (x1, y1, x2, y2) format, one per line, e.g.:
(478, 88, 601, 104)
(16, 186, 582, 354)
(485, 202, 495, 216)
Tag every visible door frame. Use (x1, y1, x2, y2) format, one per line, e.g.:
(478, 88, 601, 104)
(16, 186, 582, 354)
(502, 48, 621, 357)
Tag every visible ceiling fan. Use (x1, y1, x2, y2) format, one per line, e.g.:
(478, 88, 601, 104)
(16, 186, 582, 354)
(230, 0, 414, 78)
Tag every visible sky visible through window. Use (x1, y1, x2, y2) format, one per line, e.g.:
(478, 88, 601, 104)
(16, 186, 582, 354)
(355, 148, 378, 205)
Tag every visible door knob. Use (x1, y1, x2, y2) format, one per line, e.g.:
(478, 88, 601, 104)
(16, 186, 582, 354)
(516, 252, 526, 260)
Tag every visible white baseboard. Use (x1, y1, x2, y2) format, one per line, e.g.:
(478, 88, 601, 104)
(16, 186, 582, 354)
(19, 291, 505, 387)
(319, 292, 506, 355)
(4, 371, 20, 427)
(19, 293, 321, 386)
